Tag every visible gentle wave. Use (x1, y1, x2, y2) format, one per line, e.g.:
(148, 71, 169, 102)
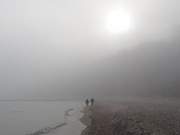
(26, 108, 76, 135)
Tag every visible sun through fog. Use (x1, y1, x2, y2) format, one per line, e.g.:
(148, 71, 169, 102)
(106, 8, 133, 34)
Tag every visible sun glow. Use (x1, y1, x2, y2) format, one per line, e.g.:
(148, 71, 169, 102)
(106, 9, 133, 34)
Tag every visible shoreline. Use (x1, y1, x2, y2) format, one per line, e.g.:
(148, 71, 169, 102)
(25, 100, 180, 135)
(26, 105, 85, 135)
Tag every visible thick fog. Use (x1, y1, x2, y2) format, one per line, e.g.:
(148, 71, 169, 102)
(0, 0, 180, 100)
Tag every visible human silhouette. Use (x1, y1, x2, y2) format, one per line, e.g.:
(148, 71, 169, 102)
(90, 98, 94, 106)
(85, 99, 89, 106)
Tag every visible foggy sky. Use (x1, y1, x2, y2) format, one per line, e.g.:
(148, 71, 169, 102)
(0, 0, 180, 99)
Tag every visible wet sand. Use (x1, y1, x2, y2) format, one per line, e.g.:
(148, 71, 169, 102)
(45, 106, 86, 135)
(27, 105, 86, 135)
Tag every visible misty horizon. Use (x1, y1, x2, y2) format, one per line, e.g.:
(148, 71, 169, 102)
(1, 0, 180, 100)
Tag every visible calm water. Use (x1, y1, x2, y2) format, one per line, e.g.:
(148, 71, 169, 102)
(0, 101, 81, 135)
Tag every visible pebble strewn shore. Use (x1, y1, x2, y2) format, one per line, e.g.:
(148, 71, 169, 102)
(80, 101, 180, 135)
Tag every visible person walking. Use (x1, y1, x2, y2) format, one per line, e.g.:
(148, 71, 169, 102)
(90, 98, 94, 106)
(85, 99, 89, 106)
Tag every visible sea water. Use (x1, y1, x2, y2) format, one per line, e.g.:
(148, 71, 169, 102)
(0, 101, 81, 135)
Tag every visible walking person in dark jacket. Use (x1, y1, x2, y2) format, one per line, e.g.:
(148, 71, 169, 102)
(85, 99, 89, 106)
(90, 98, 94, 106)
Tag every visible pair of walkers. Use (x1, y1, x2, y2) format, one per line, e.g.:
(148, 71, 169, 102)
(85, 98, 94, 106)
